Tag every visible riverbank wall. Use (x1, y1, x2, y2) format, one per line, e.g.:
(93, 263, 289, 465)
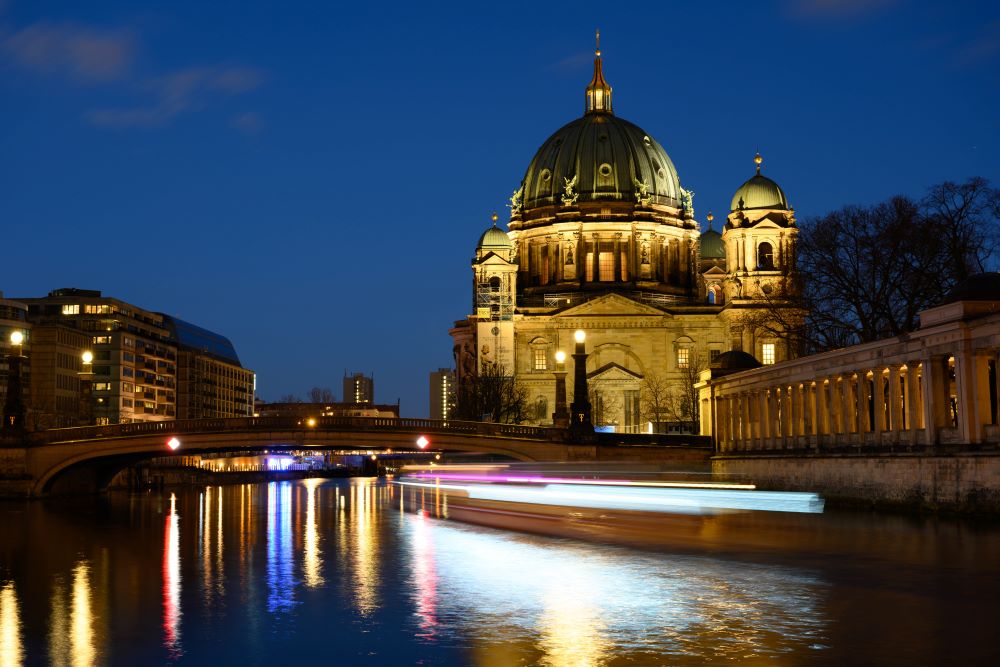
(713, 451, 1000, 514)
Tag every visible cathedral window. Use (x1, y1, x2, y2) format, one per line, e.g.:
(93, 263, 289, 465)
(488, 276, 501, 292)
(757, 242, 775, 270)
(762, 343, 775, 365)
(677, 347, 690, 369)
(533, 348, 547, 371)
(585, 252, 595, 281)
(598, 251, 614, 281)
(620, 251, 629, 281)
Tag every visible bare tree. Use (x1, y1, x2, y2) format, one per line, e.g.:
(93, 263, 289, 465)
(589, 384, 622, 428)
(308, 387, 335, 403)
(640, 371, 672, 433)
(662, 357, 705, 434)
(456, 361, 529, 424)
(748, 177, 1000, 353)
(278, 394, 303, 403)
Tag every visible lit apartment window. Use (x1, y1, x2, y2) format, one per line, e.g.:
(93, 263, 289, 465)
(62, 304, 80, 315)
(762, 343, 776, 365)
(533, 348, 547, 371)
(677, 347, 690, 369)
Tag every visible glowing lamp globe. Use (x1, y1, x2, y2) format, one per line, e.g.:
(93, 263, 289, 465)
(555, 350, 566, 363)
(166, 437, 181, 451)
(416, 436, 430, 450)
(10, 331, 23, 346)
(574, 330, 586, 343)
(82, 351, 93, 364)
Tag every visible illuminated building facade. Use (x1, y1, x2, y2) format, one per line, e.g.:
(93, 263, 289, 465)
(343, 371, 374, 404)
(429, 368, 457, 420)
(451, 42, 801, 432)
(0, 293, 30, 427)
(14, 288, 255, 425)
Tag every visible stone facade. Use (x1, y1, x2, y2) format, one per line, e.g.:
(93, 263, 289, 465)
(451, 49, 800, 432)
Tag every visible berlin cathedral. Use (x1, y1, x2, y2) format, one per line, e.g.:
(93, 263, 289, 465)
(450, 40, 801, 432)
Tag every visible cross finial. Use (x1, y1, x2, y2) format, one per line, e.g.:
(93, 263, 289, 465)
(754, 151, 763, 174)
(491, 211, 498, 225)
(596, 29, 601, 56)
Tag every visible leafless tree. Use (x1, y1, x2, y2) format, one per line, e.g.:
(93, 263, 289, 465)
(759, 177, 999, 353)
(456, 361, 529, 424)
(308, 387, 335, 403)
(640, 371, 671, 432)
(278, 394, 303, 403)
(662, 357, 705, 434)
(589, 384, 622, 428)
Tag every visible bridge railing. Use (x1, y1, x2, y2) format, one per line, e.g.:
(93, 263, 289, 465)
(30, 416, 555, 444)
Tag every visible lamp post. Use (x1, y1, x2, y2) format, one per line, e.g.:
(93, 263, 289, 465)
(78, 350, 94, 426)
(568, 330, 594, 440)
(3, 331, 26, 432)
(551, 350, 570, 428)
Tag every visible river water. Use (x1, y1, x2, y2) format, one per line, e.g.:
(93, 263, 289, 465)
(1, 477, 999, 665)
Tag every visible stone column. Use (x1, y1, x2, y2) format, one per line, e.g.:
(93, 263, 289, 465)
(922, 355, 949, 446)
(872, 369, 886, 443)
(841, 372, 858, 442)
(857, 371, 871, 438)
(613, 235, 622, 282)
(905, 362, 921, 444)
(888, 365, 903, 440)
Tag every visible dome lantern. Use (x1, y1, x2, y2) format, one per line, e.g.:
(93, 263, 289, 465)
(585, 29, 612, 115)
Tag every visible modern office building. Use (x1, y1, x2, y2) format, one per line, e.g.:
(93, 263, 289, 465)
(161, 315, 255, 420)
(14, 288, 255, 425)
(343, 371, 374, 404)
(429, 368, 457, 420)
(256, 401, 399, 419)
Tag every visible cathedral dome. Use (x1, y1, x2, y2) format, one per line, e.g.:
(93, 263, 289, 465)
(519, 115, 682, 213)
(476, 219, 512, 251)
(711, 350, 762, 371)
(730, 153, 788, 212)
(700, 228, 725, 259)
(516, 49, 682, 215)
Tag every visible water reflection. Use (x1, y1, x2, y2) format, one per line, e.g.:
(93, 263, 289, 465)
(409, 511, 438, 639)
(163, 493, 182, 659)
(402, 513, 827, 662)
(0, 581, 22, 667)
(302, 479, 324, 588)
(349, 479, 380, 615)
(266, 482, 295, 613)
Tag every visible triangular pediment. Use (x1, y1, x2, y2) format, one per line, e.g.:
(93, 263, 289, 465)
(587, 361, 644, 382)
(702, 266, 727, 276)
(473, 252, 514, 266)
(553, 293, 665, 317)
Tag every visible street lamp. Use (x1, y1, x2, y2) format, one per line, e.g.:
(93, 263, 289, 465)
(3, 331, 27, 432)
(568, 330, 594, 440)
(78, 350, 94, 426)
(551, 350, 570, 428)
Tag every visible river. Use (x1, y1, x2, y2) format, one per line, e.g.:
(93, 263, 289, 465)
(1, 477, 999, 665)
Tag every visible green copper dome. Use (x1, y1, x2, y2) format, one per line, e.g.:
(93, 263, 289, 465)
(516, 51, 682, 215)
(519, 113, 682, 212)
(699, 228, 725, 259)
(730, 154, 788, 211)
(476, 224, 512, 250)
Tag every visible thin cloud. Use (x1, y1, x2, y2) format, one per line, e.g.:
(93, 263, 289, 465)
(954, 19, 1000, 66)
(785, 0, 902, 20)
(87, 65, 266, 128)
(546, 51, 594, 72)
(2, 22, 135, 82)
(230, 111, 263, 134)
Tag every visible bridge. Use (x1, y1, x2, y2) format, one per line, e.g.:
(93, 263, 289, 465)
(0, 416, 712, 498)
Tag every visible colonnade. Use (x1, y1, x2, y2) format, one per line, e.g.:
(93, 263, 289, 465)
(704, 347, 1000, 452)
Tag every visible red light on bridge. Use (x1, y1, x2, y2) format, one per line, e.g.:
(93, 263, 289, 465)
(166, 437, 181, 451)
(416, 436, 430, 450)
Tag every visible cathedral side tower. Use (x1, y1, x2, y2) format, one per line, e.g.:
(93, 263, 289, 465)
(471, 214, 517, 373)
(721, 153, 801, 361)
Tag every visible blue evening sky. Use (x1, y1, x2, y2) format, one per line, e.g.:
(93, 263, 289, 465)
(1, 0, 998, 416)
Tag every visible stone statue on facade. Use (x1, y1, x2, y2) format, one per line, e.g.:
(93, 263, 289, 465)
(561, 174, 579, 206)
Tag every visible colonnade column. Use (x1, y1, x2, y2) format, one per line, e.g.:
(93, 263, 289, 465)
(872, 369, 886, 442)
(923, 355, 949, 445)
(905, 362, 922, 445)
(888, 365, 903, 441)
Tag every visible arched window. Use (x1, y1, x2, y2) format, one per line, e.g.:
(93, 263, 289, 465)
(757, 242, 774, 271)
(488, 276, 501, 292)
(707, 287, 717, 304)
